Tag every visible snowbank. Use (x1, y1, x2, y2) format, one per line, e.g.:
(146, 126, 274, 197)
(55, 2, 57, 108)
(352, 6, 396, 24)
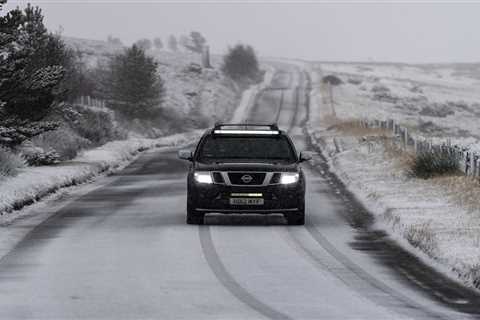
(306, 66, 480, 291)
(0, 131, 201, 221)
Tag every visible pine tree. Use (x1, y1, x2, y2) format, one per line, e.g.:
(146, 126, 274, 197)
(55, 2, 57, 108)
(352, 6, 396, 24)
(181, 31, 206, 53)
(134, 38, 152, 51)
(0, 3, 67, 147)
(222, 44, 260, 81)
(105, 45, 165, 119)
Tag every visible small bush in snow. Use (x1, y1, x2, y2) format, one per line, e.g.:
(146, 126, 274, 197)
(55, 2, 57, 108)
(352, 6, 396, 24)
(371, 84, 390, 93)
(322, 75, 343, 86)
(32, 128, 91, 160)
(20, 145, 60, 166)
(0, 148, 25, 178)
(419, 104, 455, 118)
(410, 149, 459, 179)
(347, 78, 362, 85)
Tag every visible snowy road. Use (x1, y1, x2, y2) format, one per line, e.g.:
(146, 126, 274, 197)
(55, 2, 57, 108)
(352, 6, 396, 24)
(0, 64, 479, 319)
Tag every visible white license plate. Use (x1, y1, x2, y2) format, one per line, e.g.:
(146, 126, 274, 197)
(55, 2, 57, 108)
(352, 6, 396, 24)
(229, 198, 264, 205)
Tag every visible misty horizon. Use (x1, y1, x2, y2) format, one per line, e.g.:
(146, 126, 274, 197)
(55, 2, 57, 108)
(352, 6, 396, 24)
(4, 0, 480, 64)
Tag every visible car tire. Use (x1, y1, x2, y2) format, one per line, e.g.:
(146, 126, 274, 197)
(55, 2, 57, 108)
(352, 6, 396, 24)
(286, 200, 305, 225)
(286, 211, 305, 225)
(187, 201, 204, 225)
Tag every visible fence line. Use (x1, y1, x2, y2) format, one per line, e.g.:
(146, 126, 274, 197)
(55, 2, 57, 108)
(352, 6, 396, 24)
(361, 118, 478, 178)
(75, 96, 106, 108)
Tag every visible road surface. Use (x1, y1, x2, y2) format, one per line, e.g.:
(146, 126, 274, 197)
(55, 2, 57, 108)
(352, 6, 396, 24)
(0, 63, 480, 319)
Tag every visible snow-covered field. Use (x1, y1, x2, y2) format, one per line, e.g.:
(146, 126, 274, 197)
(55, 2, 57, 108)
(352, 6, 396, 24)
(307, 64, 480, 291)
(311, 62, 480, 151)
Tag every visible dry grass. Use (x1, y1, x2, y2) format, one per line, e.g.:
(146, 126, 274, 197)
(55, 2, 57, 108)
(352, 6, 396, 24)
(404, 222, 438, 258)
(323, 115, 391, 137)
(432, 175, 480, 213)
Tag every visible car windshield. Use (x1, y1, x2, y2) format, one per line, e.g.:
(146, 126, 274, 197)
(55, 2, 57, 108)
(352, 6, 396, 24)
(198, 135, 297, 162)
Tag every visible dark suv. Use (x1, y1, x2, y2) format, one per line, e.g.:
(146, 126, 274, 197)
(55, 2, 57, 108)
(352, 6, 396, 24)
(178, 123, 311, 225)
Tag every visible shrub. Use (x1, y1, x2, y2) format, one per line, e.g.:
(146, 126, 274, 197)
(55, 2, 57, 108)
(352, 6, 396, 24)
(32, 127, 91, 160)
(322, 75, 343, 86)
(71, 106, 123, 145)
(21, 145, 60, 166)
(0, 148, 25, 178)
(410, 149, 459, 179)
(222, 44, 260, 82)
(104, 45, 165, 120)
(371, 84, 390, 93)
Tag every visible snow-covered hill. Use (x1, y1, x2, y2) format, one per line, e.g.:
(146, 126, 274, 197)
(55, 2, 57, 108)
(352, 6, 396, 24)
(313, 62, 480, 151)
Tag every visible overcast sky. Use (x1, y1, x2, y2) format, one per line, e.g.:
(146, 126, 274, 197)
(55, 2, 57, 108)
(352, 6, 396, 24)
(4, 1, 480, 63)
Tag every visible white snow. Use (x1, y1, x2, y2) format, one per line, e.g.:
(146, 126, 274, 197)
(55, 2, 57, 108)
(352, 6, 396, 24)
(230, 65, 275, 123)
(306, 65, 480, 292)
(0, 131, 202, 223)
(312, 62, 480, 151)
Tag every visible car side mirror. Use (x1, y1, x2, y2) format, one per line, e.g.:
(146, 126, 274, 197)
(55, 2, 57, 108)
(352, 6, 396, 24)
(299, 151, 313, 162)
(178, 150, 193, 161)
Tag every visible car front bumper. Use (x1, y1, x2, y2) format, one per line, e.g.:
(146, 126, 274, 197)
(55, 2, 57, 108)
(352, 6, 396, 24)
(189, 183, 305, 214)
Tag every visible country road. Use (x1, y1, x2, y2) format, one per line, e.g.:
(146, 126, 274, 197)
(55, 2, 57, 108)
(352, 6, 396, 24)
(1, 63, 480, 319)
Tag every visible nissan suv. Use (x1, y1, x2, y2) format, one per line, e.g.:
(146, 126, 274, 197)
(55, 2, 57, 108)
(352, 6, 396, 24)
(178, 123, 311, 225)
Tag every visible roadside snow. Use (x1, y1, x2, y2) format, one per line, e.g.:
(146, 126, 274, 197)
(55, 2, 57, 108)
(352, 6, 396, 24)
(231, 65, 275, 123)
(306, 65, 480, 291)
(0, 131, 202, 222)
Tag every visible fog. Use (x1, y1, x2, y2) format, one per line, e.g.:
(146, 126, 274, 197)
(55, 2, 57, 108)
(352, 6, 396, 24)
(4, 0, 480, 63)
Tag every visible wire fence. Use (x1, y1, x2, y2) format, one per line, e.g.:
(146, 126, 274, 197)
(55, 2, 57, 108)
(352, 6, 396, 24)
(361, 118, 479, 178)
(319, 76, 478, 179)
(75, 96, 106, 108)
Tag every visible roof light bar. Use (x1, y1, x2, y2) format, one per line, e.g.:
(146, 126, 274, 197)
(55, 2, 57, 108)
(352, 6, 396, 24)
(214, 123, 279, 131)
(213, 130, 280, 135)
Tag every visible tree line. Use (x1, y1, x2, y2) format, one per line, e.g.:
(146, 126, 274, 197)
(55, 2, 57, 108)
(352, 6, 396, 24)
(0, 0, 261, 152)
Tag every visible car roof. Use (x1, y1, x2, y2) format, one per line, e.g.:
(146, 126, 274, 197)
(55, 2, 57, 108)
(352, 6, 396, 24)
(203, 123, 287, 137)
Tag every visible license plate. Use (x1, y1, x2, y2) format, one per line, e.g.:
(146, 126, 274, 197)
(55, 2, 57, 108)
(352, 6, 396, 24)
(229, 198, 264, 205)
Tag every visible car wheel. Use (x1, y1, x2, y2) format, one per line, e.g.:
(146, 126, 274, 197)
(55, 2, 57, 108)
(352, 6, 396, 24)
(187, 201, 205, 225)
(286, 201, 305, 225)
(286, 211, 305, 225)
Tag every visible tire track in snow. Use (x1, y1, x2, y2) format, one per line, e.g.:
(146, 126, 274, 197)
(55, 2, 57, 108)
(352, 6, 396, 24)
(199, 226, 292, 320)
(276, 66, 451, 319)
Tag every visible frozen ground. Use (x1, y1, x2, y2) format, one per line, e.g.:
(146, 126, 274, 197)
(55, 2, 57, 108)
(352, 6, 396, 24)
(312, 62, 480, 151)
(306, 64, 480, 292)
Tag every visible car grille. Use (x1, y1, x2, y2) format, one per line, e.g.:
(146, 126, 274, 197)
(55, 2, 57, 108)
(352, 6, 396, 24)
(228, 172, 266, 185)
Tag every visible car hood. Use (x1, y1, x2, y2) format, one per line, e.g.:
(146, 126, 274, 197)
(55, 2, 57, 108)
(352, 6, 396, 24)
(194, 161, 298, 172)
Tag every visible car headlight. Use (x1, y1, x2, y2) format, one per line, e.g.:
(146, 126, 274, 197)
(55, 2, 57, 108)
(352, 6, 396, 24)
(280, 172, 299, 185)
(194, 172, 213, 184)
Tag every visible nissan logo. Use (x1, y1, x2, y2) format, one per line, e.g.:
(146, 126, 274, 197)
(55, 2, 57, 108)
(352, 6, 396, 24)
(241, 174, 253, 184)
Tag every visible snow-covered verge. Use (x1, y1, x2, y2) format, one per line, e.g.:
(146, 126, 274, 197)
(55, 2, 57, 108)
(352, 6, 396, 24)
(306, 65, 480, 292)
(0, 130, 201, 224)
